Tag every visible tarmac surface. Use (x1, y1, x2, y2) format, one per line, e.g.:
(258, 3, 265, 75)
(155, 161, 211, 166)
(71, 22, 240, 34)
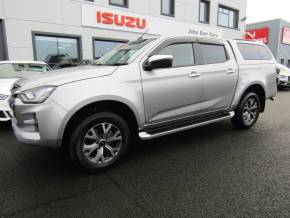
(1, 91, 290, 217)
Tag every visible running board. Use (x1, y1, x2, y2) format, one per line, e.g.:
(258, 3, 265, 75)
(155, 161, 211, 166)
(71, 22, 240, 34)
(139, 111, 235, 140)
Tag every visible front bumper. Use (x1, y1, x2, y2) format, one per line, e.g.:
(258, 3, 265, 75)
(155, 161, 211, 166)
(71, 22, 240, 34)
(0, 98, 13, 121)
(11, 98, 67, 148)
(278, 77, 290, 87)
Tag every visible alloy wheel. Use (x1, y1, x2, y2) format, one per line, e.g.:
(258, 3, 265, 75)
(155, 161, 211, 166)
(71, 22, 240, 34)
(242, 97, 259, 126)
(82, 123, 123, 166)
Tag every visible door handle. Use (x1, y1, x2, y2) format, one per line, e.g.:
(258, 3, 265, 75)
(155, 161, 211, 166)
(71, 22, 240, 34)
(188, 72, 201, 78)
(226, 69, 236, 74)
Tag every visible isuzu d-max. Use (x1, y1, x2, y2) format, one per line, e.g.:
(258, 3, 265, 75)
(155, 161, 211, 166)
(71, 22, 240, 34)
(9, 36, 277, 172)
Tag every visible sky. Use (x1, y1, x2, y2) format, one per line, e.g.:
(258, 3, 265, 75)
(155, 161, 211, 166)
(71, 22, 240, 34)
(247, 0, 290, 24)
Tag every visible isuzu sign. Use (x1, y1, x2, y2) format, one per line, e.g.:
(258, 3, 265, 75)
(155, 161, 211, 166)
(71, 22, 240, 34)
(81, 4, 223, 37)
(245, 27, 270, 44)
(96, 12, 147, 30)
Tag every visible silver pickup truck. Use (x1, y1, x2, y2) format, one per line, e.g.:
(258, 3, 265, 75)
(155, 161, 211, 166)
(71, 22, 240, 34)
(10, 36, 277, 172)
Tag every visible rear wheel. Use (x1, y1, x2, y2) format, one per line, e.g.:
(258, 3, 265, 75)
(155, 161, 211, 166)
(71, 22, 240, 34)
(69, 112, 131, 173)
(231, 92, 261, 129)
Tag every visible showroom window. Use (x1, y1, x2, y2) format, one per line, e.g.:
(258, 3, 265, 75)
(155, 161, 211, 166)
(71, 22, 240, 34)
(109, 0, 128, 8)
(161, 0, 175, 17)
(93, 39, 127, 59)
(199, 0, 210, 23)
(34, 34, 81, 69)
(218, 5, 239, 29)
(158, 43, 195, 67)
(198, 43, 227, 64)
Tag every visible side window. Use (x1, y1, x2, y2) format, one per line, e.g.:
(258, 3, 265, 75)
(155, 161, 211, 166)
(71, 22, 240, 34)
(159, 43, 195, 67)
(237, 43, 272, 60)
(198, 43, 228, 64)
(259, 45, 273, 60)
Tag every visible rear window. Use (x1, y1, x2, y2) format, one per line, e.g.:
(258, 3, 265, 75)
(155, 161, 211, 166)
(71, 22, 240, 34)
(198, 43, 228, 64)
(237, 43, 273, 60)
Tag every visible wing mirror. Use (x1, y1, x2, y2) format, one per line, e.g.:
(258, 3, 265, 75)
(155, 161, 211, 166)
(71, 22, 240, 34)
(143, 55, 173, 71)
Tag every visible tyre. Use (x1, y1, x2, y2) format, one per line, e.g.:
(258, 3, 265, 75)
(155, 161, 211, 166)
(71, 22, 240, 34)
(69, 112, 131, 173)
(231, 92, 261, 129)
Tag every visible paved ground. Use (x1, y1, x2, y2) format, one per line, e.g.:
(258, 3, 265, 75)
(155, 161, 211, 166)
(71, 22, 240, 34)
(1, 91, 290, 218)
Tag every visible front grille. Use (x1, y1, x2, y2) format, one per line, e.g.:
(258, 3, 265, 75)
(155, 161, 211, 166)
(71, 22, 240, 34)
(0, 111, 6, 118)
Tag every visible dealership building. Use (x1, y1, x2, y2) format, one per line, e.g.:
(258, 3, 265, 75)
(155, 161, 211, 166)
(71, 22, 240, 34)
(0, 0, 247, 66)
(246, 19, 290, 66)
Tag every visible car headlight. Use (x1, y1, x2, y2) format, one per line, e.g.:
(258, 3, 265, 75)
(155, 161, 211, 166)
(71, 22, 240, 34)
(0, 94, 9, 100)
(18, 86, 56, 104)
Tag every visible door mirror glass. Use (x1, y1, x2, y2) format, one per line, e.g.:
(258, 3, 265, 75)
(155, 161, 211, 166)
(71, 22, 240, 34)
(144, 55, 173, 71)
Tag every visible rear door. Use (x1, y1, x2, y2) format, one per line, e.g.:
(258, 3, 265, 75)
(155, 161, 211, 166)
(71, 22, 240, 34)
(197, 41, 239, 113)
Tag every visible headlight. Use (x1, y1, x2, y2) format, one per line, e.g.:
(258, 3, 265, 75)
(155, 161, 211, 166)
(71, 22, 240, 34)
(18, 86, 56, 104)
(0, 94, 8, 100)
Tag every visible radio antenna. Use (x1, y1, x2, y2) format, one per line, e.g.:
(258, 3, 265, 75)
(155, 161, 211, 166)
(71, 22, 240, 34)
(137, 29, 150, 40)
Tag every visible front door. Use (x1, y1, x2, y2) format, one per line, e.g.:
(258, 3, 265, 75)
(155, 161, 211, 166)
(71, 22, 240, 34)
(141, 42, 202, 124)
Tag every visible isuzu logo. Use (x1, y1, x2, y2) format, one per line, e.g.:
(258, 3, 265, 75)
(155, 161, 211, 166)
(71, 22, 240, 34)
(96, 11, 147, 30)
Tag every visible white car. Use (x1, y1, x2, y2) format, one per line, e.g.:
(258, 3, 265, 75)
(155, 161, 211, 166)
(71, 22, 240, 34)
(277, 63, 290, 89)
(0, 61, 51, 122)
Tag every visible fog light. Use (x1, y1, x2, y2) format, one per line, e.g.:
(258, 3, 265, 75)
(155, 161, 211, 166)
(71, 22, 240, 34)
(21, 113, 39, 131)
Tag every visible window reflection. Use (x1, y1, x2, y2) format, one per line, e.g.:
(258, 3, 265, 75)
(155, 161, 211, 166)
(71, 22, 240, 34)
(35, 35, 80, 69)
(218, 6, 238, 29)
(162, 0, 174, 16)
(94, 40, 125, 59)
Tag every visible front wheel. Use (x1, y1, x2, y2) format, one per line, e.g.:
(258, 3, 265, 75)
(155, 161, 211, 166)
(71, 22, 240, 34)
(231, 92, 261, 129)
(69, 112, 131, 173)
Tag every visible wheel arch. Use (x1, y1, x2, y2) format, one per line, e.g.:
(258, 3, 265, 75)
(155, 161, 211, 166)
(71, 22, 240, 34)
(59, 99, 141, 148)
(239, 83, 266, 112)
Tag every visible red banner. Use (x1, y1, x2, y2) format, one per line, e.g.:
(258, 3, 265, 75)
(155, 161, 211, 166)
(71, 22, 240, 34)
(245, 27, 270, 44)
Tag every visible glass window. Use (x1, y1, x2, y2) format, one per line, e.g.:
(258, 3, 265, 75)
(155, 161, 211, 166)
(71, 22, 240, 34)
(109, 0, 128, 7)
(218, 6, 238, 29)
(198, 43, 227, 64)
(94, 40, 126, 59)
(237, 43, 273, 60)
(162, 0, 175, 16)
(159, 43, 195, 67)
(199, 0, 210, 23)
(0, 63, 50, 78)
(95, 38, 156, 66)
(34, 35, 80, 69)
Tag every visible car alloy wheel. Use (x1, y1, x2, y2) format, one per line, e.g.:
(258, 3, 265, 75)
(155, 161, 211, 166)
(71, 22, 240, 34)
(82, 122, 123, 167)
(242, 97, 259, 126)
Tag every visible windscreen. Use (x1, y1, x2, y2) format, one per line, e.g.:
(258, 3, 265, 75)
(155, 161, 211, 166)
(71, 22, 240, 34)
(94, 38, 157, 66)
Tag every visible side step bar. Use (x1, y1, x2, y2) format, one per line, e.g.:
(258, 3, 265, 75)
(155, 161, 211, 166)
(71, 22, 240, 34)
(139, 111, 235, 140)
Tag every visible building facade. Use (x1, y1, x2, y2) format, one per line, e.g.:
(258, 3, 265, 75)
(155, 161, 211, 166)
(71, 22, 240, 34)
(246, 19, 290, 66)
(0, 0, 247, 67)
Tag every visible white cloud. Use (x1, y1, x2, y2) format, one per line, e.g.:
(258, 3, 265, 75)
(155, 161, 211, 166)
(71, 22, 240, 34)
(247, 0, 290, 24)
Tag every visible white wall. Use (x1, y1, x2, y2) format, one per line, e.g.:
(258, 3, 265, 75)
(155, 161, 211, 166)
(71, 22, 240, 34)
(0, 0, 247, 60)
